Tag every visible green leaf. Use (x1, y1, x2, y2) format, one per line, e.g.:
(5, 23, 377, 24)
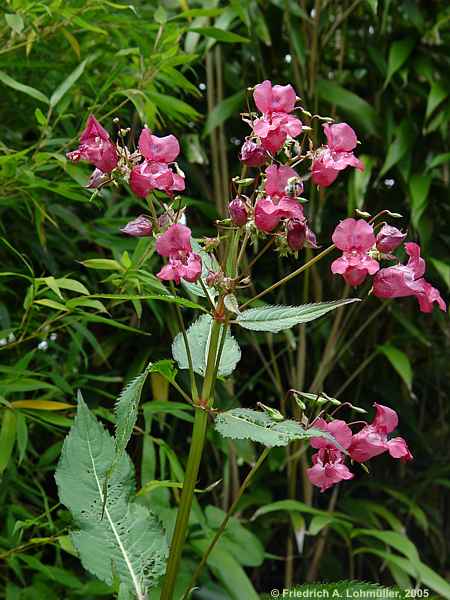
(409, 173, 431, 228)
(81, 259, 124, 271)
(50, 59, 88, 107)
(172, 315, 241, 377)
(55, 393, 167, 597)
(114, 365, 152, 461)
(0, 409, 16, 475)
(189, 27, 249, 44)
(425, 81, 448, 120)
(431, 258, 450, 291)
(203, 90, 245, 136)
(316, 80, 379, 136)
(0, 70, 49, 104)
(235, 299, 360, 333)
(379, 119, 415, 177)
(191, 540, 259, 600)
(378, 345, 412, 390)
(384, 38, 416, 87)
(214, 408, 343, 448)
(5, 13, 24, 34)
(427, 152, 450, 170)
(252, 499, 352, 522)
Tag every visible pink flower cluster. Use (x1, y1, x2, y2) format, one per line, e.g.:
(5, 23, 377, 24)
(331, 218, 446, 313)
(67, 116, 184, 198)
(307, 403, 412, 492)
(155, 224, 202, 285)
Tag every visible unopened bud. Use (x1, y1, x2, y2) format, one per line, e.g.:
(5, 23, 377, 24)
(287, 219, 306, 251)
(120, 215, 153, 237)
(375, 224, 406, 253)
(239, 139, 268, 167)
(257, 402, 284, 421)
(228, 197, 248, 227)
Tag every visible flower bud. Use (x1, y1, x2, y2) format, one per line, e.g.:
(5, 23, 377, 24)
(375, 224, 406, 253)
(239, 139, 268, 167)
(228, 197, 248, 226)
(287, 218, 306, 251)
(85, 168, 109, 189)
(120, 215, 153, 237)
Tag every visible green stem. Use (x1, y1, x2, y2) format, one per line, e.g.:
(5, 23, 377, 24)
(240, 244, 336, 310)
(160, 319, 223, 600)
(182, 447, 271, 599)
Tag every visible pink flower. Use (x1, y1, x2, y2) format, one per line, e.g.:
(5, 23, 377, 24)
(138, 127, 180, 163)
(254, 165, 304, 233)
(130, 161, 185, 198)
(373, 242, 446, 313)
(253, 113, 302, 154)
(239, 139, 268, 167)
(331, 218, 379, 286)
(120, 215, 153, 237)
(155, 224, 202, 285)
(310, 418, 353, 450)
(66, 115, 118, 173)
(349, 403, 413, 463)
(253, 80, 297, 115)
(375, 225, 407, 254)
(311, 123, 363, 187)
(306, 418, 354, 493)
(307, 448, 354, 492)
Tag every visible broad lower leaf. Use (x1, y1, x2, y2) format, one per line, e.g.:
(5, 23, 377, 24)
(235, 299, 360, 333)
(214, 408, 342, 448)
(172, 315, 241, 377)
(55, 394, 167, 598)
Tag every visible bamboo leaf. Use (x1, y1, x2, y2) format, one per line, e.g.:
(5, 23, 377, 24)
(50, 59, 88, 107)
(0, 70, 49, 104)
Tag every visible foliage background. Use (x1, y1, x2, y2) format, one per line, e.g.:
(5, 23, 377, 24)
(0, 0, 449, 598)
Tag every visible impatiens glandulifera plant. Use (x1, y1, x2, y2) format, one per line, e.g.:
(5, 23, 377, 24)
(55, 80, 446, 600)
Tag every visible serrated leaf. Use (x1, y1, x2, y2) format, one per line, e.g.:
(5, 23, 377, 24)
(235, 300, 360, 333)
(172, 315, 241, 377)
(214, 408, 343, 448)
(115, 366, 152, 461)
(55, 394, 167, 598)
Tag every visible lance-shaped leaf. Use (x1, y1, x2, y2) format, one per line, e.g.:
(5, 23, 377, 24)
(55, 394, 167, 599)
(115, 365, 152, 461)
(235, 299, 360, 333)
(214, 408, 344, 449)
(172, 315, 241, 377)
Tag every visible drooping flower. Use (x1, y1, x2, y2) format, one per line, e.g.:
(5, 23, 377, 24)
(373, 242, 446, 313)
(349, 403, 413, 463)
(239, 139, 268, 167)
(251, 80, 302, 154)
(85, 168, 109, 189)
(375, 225, 407, 254)
(331, 218, 379, 286)
(287, 218, 317, 251)
(155, 224, 202, 285)
(254, 165, 304, 233)
(311, 123, 364, 187)
(120, 215, 153, 237)
(228, 198, 248, 226)
(307, 418, 354, 492)
(66, 114, 118, 173)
